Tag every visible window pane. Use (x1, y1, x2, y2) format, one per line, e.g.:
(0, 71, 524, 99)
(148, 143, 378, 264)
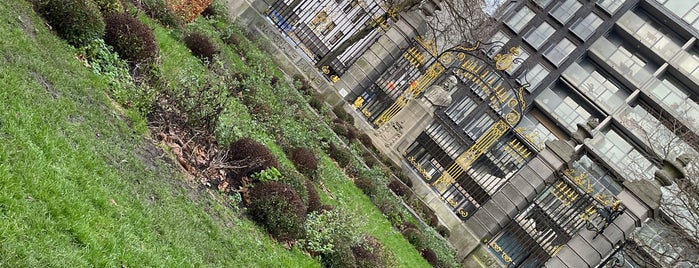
(571, 13, 602, 40)
(524, 22, 555, 49)
(597, 0, 625, 14)
(550, 0, 582, 24)
(506, 6, 535, 33)
(543, 38, 576, 66)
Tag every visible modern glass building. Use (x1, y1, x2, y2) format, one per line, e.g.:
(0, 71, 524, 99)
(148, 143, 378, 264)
(347, 0, 698, 267)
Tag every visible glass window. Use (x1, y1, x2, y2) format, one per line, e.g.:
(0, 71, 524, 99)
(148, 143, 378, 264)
(590, 36, 657, 86)
(524, 22, 555, 49)
(544, 38, 576, 66)
(571, 155, 623, 195)
(505, 6, 535, 33)
(618, 11, 683, 60)
(571, 13, 603, 40)
(464, 113, 495, 139)
(550, 0, 582, 24)
(563, 60, 628, 113)
(506, 47, 529, 75)
(590, 129, 654, 181)
(445, 95, 478, 125)
(676, 46, 699, 78)
(656, 0, 699, 29)
(488, 31, 511, 58)
(427, 123, 466, 159)
(538, 85, 593, 132)
(647, 75, 699, 129)
(534, 0, 553, 8)
(596, 0, 625, 15)
(518, 109, 559, 151)
(519, 63, 549, 92)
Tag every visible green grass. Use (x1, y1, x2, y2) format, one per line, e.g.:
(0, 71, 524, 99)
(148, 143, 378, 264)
(0, 1, 318, 267)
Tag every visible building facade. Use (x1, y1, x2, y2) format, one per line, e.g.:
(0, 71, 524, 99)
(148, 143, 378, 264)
(347, 0, 698, 267)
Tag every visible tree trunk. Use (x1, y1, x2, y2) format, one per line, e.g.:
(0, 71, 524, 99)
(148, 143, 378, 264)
(315, 12, 388, 69)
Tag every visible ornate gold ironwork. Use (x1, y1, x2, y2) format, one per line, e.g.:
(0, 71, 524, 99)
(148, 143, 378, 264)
(321, 65, 330, 74)
(330, 75, 340, 83)
(353, 96, 364, 109)
(458, 209, 469, 218)
(415, 36, 438, 56)
(564, 169, 593, 193)
(447, 198, 458, 207)
(407, 156, 432, 180)
(494, 47, 520, 71)
(373, 63, 444, 126)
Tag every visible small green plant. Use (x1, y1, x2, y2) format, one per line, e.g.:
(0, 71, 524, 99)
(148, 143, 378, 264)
(301, 209, 361, 255)
(352, 234, 396, 268)
(80, 39, 155, 115)
(94, 0, 124, 15)
(251, 167, 281, 182)
(35, 0, 105, 47)
(401, 228, 426, 250)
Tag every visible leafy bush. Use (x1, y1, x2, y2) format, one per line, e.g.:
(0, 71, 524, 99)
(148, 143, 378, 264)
(168, 0, 212, 22)
(388, 179, 410, 198)
(321, 242, 357, 268)
(354, 176, 376, 197)
(308, 93, 325, 111)
(346, 125, 358, 141)
(250, 167, 281, 182)
(327, 143, 352, 168)
(293, 74, 311, 93)
(290, 147, 318, 176)
(401, 228, 426, 250)
(333, 105, 354, 125)
(35, 0, 105, 47)
(104, 13, 159, 63)
(183, 32, 219, 63)
(305, 180, 321, 214)
(80, 39, 155, 115)
(135, 0, 183, 28)
(302, 209, 361, 255)
(352, 235, 395, 268)
(420, 248, 439, 266)
(94, 0, 124, 15)
(397, 172, 413, 188)
(376, 198, 404, 226)
(331, 122, 348, 138)
(228, 138, 279, 176)
(247, 181, 306, 241)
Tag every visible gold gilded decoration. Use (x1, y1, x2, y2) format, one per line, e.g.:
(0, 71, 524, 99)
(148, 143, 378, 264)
(321, 65, 330, 74)
(489, 241, 512, 264)
(353, 97, 364, 109)
(362, 108, 372, 117)
(330, 75, 340, 83)
(447, 198, 458, 207)
(373, 63, 444, 126)
(458, 209, 469, 218)
(415, 36, 438, 56)
(502, 253, 512, 263)
(494, 47, 520, 71)
(503, 139, 532, 164)
(432, 171, 454, 192)
(408, 157, 432, 180)
(552, 181, 579, 207)
(403, 47, 426, 68)
(564, 169, 592, 193)
(439, 52, 454, 65)
(516, 127, 543, 151)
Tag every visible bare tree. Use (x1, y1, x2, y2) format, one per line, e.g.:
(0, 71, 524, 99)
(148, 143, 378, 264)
(315, 0, 495, 68)
(618, 105, 699, 267)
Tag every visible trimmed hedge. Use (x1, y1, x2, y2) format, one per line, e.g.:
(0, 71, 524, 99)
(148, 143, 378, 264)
(228, 138, 279, 176)
(183, 32, 219, 63)
(247, 181, 306, 241)
(35, 0, 105, 47)
(104, 13, 159, 63)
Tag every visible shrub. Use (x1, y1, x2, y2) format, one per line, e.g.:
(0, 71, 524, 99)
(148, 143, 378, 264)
(247, 181, 306, 241)
(168, 0, 212, 22)
(302, 209, 361, 256)
(397, 173, 413, 188)
(388, 179, 410, 198)
(333, 105, 354, 125)
(228, 138, 279, 176)
(183, 32, 219, 63)
(331, 122, 347, 138)
(308, 93, 325, 111)
(420, 248, 439, 266)
(346, 125, 358, 141)
(352, 235, 395, 268)
(104, 13, 159, 63)
(377, 198, 404, 226)
(305, 180, 321, 214)
(200, 3, 217, 18)
(293, 74, 312, 93)
(168, 63, 232, 131)
(321, 242, 357, 268)
(354, 176, 376, 197)
(35, 0, 105, 47)
(362, 151, 380, 169)
(401, 227, 426, 250)
(358, 133, 373, 148)
(136, 0, 183, 28)
(94, 0, 124, 15)
(327, 143, 352, 168)
(290, 147, 318, 176)
(436, 225, 451, 238)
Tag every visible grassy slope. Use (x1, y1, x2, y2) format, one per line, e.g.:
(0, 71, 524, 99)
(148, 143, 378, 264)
(0, 1, 318, 267)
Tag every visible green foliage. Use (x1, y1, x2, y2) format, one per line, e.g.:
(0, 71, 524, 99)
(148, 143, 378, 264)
(247, 181, 307, 241)
(35, 0, 105, 47)
(301, 209, 361, 255)
(388, 179, 410, 198)
(251, 167, 281, 182)
(80, 39, 155, 115)
(358, 133, 373, 148)
(168, 59, 233, 132)
(327, 142, 353, 168)
(321, 242, 357, 268)
(436, 225, 450, 238)
(420, 248, 439, 267)
(104, 13, 159, 63)
(305, 180, 322, 214)
(94, 0, 124, 15)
